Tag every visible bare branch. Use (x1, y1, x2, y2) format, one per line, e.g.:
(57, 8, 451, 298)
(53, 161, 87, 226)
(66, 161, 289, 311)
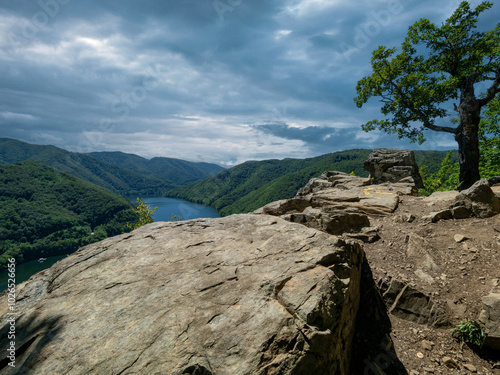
(422, 122, 456, 133)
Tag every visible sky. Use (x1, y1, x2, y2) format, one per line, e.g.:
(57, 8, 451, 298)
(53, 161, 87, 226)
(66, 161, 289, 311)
(0, 0, 499, 167)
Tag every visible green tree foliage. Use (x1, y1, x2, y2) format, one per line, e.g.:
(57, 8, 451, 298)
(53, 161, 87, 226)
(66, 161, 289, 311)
(355, 1, 500, 190)
(127, 198, 158, 230)
(0, 161, 140, 269)
(478, 94, 500, 178)
(419, 152, 460, 196)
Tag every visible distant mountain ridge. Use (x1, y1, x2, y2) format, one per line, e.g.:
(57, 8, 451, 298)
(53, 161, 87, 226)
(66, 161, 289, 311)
(0, 138, 224, 196)
(166, 149, 454, 215)
(88, 151, 224, 185)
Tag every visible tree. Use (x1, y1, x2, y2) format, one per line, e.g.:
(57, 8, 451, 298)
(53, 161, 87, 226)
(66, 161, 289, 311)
(419, 95, 500, 195)
(354, 1, 500, 189)
(127, 198, 157, 230)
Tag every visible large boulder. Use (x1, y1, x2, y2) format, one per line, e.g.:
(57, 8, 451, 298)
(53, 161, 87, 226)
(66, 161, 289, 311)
(364, 149, 424, 190)
(0, 215, 365, 375)
(454, 179, 500, 218)
(479, 293, 500, 351)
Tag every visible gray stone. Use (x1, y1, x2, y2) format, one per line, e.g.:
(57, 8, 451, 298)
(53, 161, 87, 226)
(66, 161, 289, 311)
(406, 234, 441, 273)
(478, 293, 500, 351)
(296, 171, 369, 197)
(255, 198, 311, 216)
(422, 209, 453, 223)
(451, 205, 472, 219)
(363, 149, 424, 189)
(454, 234, 467, 243)
(463, 363, 477, 373)
(393, 213, 415, 223)
(456, 179, 500, 218)
(284, 206, 370, 236)
(0, 214, 364, 375)
(378, 277, 447, 326)
(343, 226, 380, 243)
(442, 356, 459, 369)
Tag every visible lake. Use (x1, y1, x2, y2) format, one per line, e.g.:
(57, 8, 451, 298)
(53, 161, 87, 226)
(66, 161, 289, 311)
(140, 197, 220, 221)
(0, 197, 220, 292)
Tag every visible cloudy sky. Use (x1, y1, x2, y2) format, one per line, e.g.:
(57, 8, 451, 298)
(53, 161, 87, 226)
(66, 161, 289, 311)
(0, 0, 498, 166)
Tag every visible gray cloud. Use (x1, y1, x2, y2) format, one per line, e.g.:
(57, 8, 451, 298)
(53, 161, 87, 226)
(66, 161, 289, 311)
(0, 0, 497, 165)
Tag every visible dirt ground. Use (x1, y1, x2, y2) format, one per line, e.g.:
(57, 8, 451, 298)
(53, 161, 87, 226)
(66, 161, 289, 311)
(362, 190, 500, 374)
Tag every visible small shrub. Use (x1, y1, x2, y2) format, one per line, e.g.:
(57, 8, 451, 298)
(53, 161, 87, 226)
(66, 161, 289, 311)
(168, 214, 182, 222)
(452, 319, 486, 349)
(126, 198, 157, 230)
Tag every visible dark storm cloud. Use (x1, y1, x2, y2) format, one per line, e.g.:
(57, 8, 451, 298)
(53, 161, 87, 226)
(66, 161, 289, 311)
(0, 0, 497, 164)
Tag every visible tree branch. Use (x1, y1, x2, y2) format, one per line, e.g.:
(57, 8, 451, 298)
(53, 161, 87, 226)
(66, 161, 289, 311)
(422, 122, 456, 133)
(478, 67, 500, 107)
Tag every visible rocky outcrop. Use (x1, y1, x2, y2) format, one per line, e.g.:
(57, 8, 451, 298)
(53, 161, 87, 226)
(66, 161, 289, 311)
(0, 215, 365, 375)
(423, 179, 500, 222)
(256, 171, 415, 242)
(364, 148, 424, 189)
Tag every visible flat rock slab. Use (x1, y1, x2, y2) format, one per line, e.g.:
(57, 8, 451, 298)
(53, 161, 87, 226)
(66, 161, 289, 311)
(0, 214, 363, 375)
(309, 185, 400, 216)
(258, 172, 402, 220)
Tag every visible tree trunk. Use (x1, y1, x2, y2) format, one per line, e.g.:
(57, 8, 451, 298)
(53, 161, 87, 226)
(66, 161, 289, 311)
(455, 116, 481, 191)
(455, 76, 483, 191)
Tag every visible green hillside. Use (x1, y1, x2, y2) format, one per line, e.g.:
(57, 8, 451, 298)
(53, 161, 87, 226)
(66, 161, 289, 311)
(88, 151, 225, 185)
(166, 149, 454, 215)
(0, 160, 139, 269)
(166, 149, 371, 215)
(0, 138, 224, 196)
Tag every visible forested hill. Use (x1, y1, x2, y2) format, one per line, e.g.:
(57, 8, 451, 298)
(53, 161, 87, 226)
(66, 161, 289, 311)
(0, 138, 224, 196)
(166, 149, 454, 216)
(88, 151, 224, 185)
(0, 160, 139, 269)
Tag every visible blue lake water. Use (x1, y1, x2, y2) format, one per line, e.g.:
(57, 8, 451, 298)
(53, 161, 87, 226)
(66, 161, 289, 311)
(140, 197, 220, 222)
(0, 198, 219, 292)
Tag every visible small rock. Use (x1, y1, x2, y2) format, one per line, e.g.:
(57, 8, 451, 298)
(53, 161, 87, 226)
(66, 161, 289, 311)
(423, 209, 453, 223)
(442, 356, 459, 369)
(454, 234, 468, 243)
(421, 339, 435, 351)
(410, 370, 420, 375)
(463, 363, 477, 372)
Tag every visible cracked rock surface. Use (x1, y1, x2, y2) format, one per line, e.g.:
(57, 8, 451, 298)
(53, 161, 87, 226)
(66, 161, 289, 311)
(0, 214, 363, 375)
